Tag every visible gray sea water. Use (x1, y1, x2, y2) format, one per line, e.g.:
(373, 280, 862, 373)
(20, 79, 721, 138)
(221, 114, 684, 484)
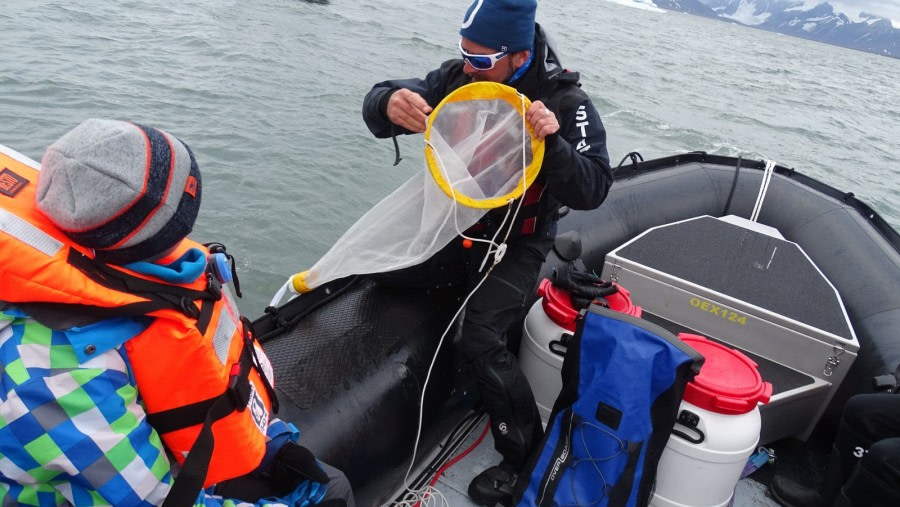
(2, 0, 898, 315)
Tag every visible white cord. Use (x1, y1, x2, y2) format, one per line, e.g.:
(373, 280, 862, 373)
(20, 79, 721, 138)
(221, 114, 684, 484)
(389, 485, 451, 507)
(424, 138, 510, 272)
(475, 93, 531, 272)
(750, 160, 776, 222)
(384, 265, 496, 507)
(268, 277, 295, 307)
(386, 94, 534, 506)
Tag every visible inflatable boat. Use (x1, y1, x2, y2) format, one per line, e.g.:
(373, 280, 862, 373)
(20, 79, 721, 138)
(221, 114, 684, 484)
(255, 152, 900, 505)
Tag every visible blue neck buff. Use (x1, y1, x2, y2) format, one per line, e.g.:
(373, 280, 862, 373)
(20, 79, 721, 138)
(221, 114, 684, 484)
(506, 47, 535, 85)
(125, 248, 207, 284)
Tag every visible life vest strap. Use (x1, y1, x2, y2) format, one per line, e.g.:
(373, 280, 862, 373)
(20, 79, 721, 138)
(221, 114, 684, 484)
(68, 249, 220, 312)
(155, 319, 279, 506)
(159, 331, 257, 506)
(146, 396, 220, 435)
(19, 252, 222, 330)
(14, 300, 177, 330)
(517, 182, 546, 236)
(148, 330, 257, 435)
(242, 316, 279, 414)
(195, 293, 216, 336)
(161, 389, 241, 507)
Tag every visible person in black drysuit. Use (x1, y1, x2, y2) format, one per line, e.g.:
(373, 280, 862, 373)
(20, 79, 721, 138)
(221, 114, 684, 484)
(770, 368, 900, 506)
(361, 0, 612, 504)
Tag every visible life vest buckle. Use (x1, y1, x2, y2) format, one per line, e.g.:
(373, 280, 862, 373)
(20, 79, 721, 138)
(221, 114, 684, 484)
(179, 296, 201, 319)
(227, 362, 250, 411)
(206, 272, 223, 300)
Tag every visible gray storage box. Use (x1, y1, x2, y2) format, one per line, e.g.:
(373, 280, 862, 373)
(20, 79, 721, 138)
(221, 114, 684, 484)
(600, 215, 858, 443)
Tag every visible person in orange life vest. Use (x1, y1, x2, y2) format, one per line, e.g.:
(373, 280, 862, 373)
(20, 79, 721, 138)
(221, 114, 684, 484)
(0, 119, 353, 506)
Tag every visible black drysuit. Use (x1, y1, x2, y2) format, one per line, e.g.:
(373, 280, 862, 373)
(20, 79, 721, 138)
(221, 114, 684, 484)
(832, 393, 900, 505)
(361, 24, 613, 470)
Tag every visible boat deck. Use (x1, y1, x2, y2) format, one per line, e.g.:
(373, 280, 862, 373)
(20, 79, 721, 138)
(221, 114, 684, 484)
(385, 411, 779, 507)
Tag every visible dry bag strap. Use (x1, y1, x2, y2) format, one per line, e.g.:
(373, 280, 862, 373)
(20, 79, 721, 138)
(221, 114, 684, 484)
(607, 440, 644, 505)
(536, 408, 576, 507)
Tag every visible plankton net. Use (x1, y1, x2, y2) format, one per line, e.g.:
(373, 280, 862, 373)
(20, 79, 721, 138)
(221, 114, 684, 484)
(278, 81, 544, 299)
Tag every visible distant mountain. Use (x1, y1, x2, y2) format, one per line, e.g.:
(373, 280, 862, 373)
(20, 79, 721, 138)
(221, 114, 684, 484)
(653, 0, 719, 17)
(652, 0, 899, 58)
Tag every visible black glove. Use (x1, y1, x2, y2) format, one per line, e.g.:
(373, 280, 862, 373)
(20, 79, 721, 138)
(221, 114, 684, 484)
(214, 442, 330, 501)
(269, 441, 330, 494)
(553, 263, 618, 309)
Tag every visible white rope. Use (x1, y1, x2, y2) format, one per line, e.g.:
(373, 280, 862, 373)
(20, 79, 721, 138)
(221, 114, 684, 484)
(268, 277, 295, 307)
(385, 93, 534, 506)
(383, 265, 495, 507)
(477, 93, 530, 271)
(388, 485, 451, 507)
(750, 160, 776, 222)
(424, 138, 507, 263)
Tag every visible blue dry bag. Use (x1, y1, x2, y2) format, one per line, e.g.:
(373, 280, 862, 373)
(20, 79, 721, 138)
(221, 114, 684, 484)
(514, 305, 703, 507)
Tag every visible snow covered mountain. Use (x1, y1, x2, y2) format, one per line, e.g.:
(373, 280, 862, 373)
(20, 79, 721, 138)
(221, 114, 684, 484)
(652, 0, 899, 58)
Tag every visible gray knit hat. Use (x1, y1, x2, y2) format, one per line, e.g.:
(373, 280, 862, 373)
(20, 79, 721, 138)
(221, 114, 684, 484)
(37, 119, 202, 265)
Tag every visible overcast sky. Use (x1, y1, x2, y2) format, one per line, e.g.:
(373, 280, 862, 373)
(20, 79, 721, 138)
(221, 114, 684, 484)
(828, 0, 900, 22)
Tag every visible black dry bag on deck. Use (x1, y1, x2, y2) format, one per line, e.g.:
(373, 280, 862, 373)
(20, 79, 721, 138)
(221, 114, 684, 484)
(514, 305, 703, 507)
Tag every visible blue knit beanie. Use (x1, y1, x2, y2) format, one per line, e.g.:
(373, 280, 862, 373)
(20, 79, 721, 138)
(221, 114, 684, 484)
(459, 0, 537, 53)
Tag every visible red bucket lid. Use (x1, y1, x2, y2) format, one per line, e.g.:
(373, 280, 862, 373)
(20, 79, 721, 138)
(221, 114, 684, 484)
(678, 334, 772, 415)
(537, 278, 642, 332)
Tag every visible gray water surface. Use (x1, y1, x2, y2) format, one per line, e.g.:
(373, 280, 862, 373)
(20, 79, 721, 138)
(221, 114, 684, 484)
(2, 0, 898, 314)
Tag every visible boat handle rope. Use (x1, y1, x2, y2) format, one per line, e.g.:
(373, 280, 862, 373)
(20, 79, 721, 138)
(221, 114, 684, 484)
(750, 160, 776, 222)
(614, 151, 644, 173)
(722, 156, 743, 216)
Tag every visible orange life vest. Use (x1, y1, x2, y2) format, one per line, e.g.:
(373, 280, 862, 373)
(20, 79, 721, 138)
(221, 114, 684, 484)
(0, 146, 275, 493)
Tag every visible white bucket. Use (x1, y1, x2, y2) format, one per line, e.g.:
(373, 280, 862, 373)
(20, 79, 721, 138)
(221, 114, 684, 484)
(650, 335, 772, 507)
(520, 298, 567, 425)
(650, 402, 761, 506)
(519, 279, 642, 426)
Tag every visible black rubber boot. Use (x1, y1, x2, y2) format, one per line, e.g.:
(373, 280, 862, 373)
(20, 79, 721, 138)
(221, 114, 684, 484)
(833, 489, 852, 507)
(770, 444, 846, 507)
(769, 476, 830, 507)
(468, 463, 517, 506)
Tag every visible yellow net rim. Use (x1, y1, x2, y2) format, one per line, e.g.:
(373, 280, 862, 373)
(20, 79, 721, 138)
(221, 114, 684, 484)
(424, 81, 545, 210)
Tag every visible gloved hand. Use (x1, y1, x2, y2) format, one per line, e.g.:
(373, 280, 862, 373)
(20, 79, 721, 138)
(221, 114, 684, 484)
(553, 263, 618, 309)
(214, 442, 330, 503)
(269, 441, 330, 496)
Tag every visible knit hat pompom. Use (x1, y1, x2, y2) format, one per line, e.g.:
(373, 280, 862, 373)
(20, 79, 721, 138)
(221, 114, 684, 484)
(37, 119, 202, 265)
(459, 0, 537, 53)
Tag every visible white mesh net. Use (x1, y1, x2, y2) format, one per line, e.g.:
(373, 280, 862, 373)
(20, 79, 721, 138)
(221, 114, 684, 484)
(286, 82, 543, 295)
